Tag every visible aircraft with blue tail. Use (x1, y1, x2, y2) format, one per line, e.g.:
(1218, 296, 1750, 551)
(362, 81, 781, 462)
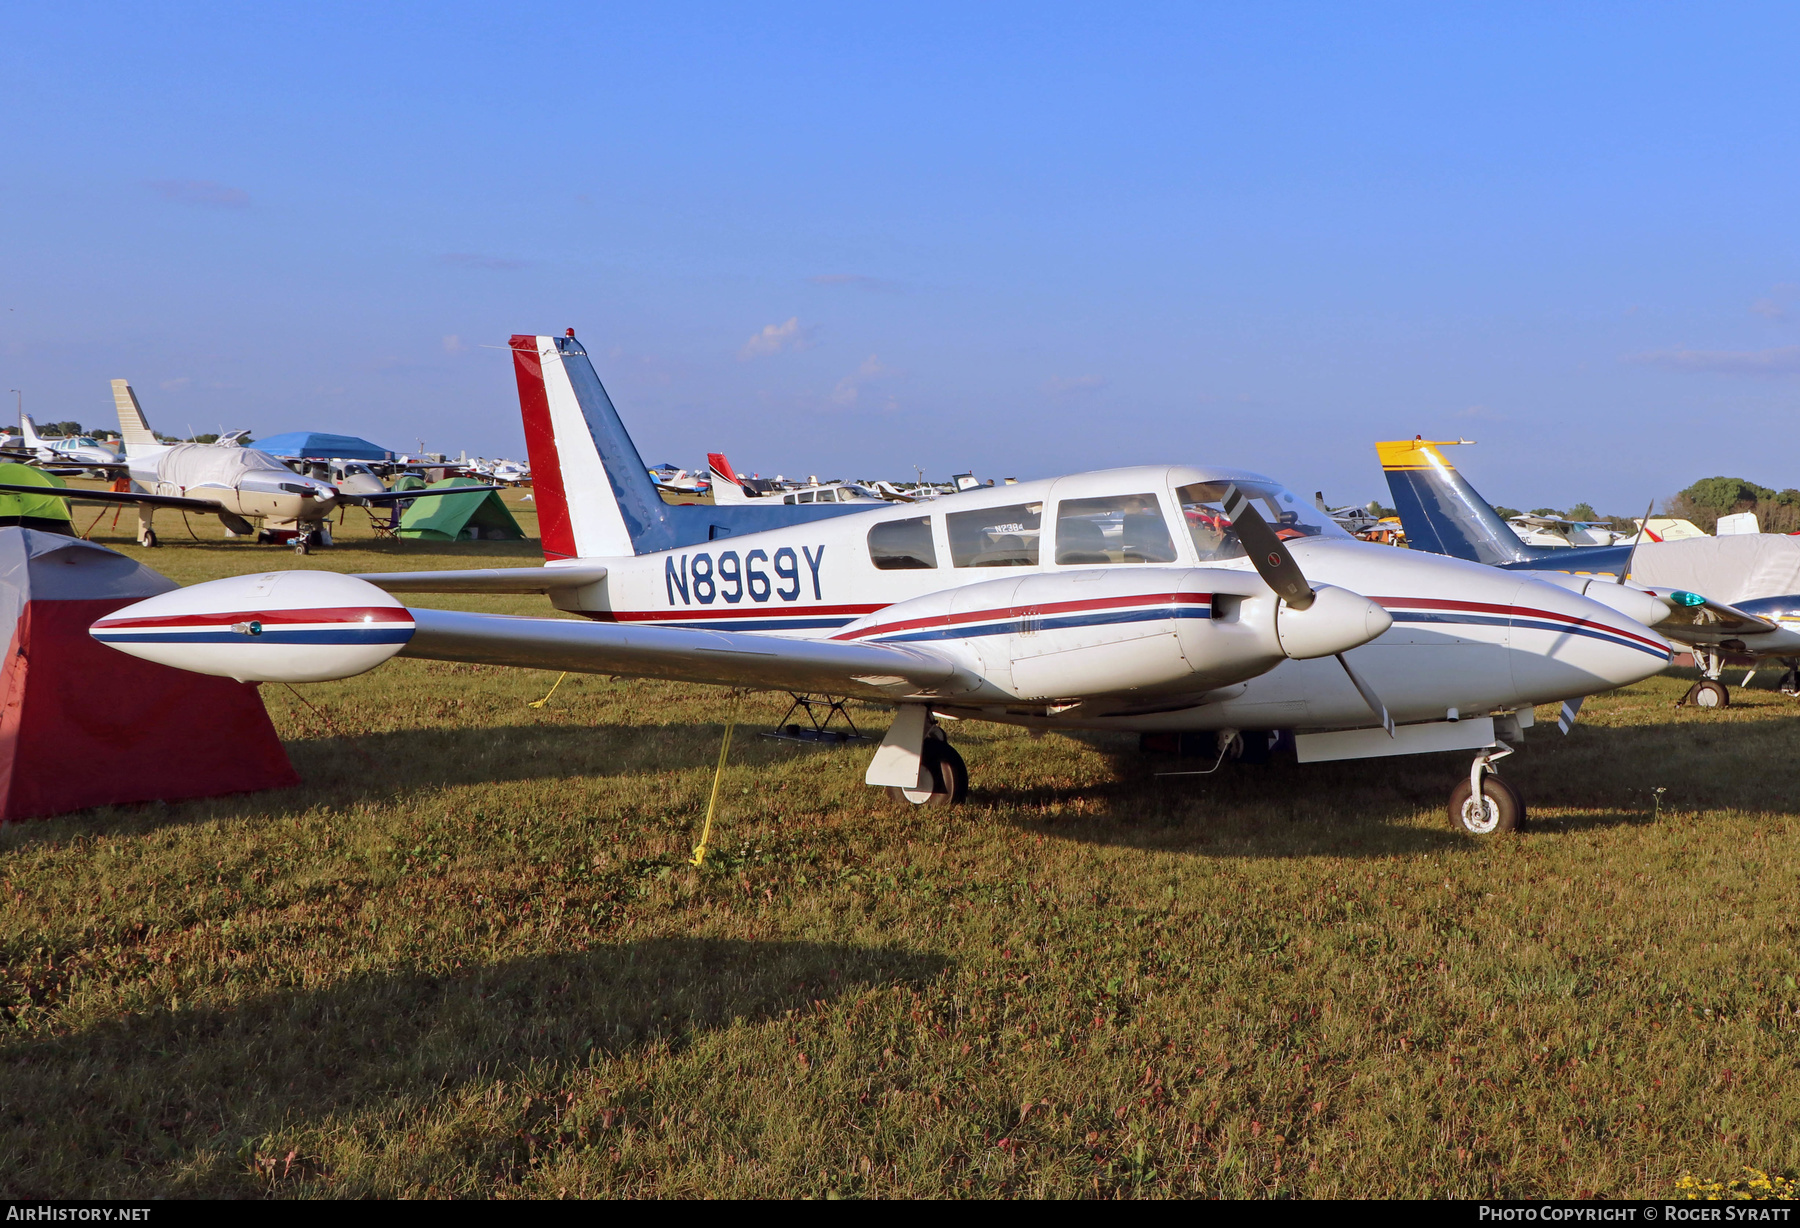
(82, 335, 1685, 836)
(1380, 437, 1800, 706)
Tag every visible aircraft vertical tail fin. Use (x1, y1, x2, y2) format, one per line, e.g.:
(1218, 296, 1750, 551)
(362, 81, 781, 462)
(111, 381, 159, 455)
(18, 414, 44, 449)
(1377, 438, 1539, 566)
(510, 332, 677, 560)
(706, 452, 753, 504)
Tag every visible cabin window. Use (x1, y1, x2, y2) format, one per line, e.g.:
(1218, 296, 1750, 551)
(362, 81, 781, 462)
(1176, 481, 1336, 563)
(947, 502, 1042, 567)
(868, 516, 937, 570)
(783, 494, 796, 504)
(1055, 493, 1177, 565)
(797, 490, 815, 503)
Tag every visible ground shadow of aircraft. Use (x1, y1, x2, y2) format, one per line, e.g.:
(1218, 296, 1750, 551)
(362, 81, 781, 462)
(998, 710, 1800, 855)
(0, 939, 949, 1197)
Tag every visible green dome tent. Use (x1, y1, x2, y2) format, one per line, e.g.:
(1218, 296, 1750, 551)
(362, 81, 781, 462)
(0, 464, 74, 535)
(397, 477, 524, 542)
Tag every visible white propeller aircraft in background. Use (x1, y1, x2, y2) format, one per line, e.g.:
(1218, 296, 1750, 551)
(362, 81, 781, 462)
(90, 333, 1674, 835)
(17, 414, 122, 471)
(0, 381, 496, 552)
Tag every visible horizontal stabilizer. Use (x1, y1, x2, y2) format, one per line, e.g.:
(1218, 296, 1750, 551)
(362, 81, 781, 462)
(354, 564, 610, 594)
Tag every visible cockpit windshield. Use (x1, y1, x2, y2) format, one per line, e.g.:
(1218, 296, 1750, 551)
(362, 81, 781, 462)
(1176, 481, 1348, 563)
(241, 450, 298, 474)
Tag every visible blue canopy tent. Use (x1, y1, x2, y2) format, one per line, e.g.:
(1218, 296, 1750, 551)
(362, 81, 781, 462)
(254, 432, 394, 461)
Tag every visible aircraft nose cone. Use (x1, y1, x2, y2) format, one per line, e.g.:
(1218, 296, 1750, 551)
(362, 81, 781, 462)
(1508, 579, 1671, 700)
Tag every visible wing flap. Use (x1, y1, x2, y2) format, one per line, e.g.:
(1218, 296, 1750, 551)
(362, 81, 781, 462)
(399, 608, 977, 699)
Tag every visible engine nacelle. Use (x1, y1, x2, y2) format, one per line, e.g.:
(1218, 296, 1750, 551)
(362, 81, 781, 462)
(835, 568, 1389, 702)
(90, 571, 414, 683)
(1275, 584, 1395, 659)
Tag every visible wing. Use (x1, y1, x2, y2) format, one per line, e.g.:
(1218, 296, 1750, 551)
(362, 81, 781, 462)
(399, 609, 975, 698)
(0, 483, 224, 512)
(93, 568, 979, 699)
(348, 484, 507, 506)
(1645, 592, 1778, 641)
(355, 563, 609, 594)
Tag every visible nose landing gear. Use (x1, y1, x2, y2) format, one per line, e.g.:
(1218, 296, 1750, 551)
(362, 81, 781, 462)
(1449, 741, 1525, 835)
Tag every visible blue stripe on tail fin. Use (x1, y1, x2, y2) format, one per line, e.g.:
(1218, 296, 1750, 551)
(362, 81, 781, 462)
(1377, 439, 1537, 566)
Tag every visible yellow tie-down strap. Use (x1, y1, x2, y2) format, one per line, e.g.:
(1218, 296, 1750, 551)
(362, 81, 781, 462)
(1376, 438, 1473, 471)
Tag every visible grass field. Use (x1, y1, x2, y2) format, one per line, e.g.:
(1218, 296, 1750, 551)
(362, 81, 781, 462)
(3, 499, 1799, 1198)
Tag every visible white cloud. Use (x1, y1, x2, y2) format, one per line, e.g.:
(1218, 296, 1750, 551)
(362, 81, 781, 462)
(1629, 345, 1800, 375)
(738, 317, 815, 359)
(442, 334, 465, 354)
(1751, 283, 1797, 321)
(1042, 374, 1106, 397)
(830, 354, 896, 408)
(158, 376, 192, 392)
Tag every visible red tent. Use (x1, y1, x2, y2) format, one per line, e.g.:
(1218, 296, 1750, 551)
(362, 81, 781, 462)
(0, 528, 298, 822)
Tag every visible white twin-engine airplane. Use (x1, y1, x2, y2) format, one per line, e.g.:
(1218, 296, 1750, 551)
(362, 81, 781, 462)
(90, 333, 1674, 836)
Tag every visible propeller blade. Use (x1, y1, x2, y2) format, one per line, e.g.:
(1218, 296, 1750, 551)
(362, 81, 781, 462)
(1337, 652, 1394, 737)
(1223, 484, 1314, 610)
(1557, 696, 1584, 735)
(1622, 499, 1654, 581)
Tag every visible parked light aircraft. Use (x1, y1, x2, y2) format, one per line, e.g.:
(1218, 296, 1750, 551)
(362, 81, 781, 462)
(707, 453, 888, 506)
(1380, 438, 1800, 706)
(89, 333, 1677, 836)
(18, 415, 121, 470)
(0, 382, 498, 553)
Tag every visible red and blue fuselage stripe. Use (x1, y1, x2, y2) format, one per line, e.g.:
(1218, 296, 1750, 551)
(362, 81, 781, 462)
(91, 606, 415, 646)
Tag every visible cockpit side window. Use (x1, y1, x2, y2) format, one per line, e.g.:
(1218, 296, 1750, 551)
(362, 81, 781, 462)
(1055, 493, 1177, 565)
(868, 516, 937, 570)
(947, 502, 1043, 567)
(1176, 481, 1337, 563)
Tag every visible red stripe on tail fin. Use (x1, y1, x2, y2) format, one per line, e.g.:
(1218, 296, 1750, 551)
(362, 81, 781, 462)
(706, 453, 740, 488)
(511, 335, 577, 560)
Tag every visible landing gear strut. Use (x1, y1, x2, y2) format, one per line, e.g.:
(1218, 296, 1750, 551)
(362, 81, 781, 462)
(886, 726, 969, 808)
(1449, 741, 1524, 835)
(1679, 646, 1739, 709)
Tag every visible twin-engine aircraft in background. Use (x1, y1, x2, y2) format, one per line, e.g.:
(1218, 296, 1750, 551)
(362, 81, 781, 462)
(1380, 438, 1800, 706)
(0, 382, 498, 553)
(92, 334, 1675, 836)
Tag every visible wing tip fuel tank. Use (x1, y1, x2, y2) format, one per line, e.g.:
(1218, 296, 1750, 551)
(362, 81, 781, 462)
(90, 571, 414, 683)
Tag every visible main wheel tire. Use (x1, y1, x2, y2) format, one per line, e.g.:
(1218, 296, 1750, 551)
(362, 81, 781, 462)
(1448, 774, 1525, 835)
(887, 741, 969, 808)
(140, 530, 158, 548)
(1685, 680, 1729, 708)
(294, 539, 311, 555)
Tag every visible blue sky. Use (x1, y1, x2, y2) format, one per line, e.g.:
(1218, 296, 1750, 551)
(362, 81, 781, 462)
(2, 4, 1796, 511)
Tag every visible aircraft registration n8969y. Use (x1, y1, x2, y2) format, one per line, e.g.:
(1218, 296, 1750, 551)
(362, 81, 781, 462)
(91, 332, 1672, 836)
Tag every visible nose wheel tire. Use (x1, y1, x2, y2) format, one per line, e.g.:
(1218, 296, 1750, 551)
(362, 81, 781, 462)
(887, 741, 969, 808)
(1682, 680, 1729, 708)
(1448, 774, 1524, 835)
(138, 530, 158, 549)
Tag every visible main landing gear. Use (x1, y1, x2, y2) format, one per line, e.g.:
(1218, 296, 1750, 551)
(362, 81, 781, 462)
(1449, 741, 1526, 835)
(1678, 645, 1751, 709)
(887, 729, 969, 808)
